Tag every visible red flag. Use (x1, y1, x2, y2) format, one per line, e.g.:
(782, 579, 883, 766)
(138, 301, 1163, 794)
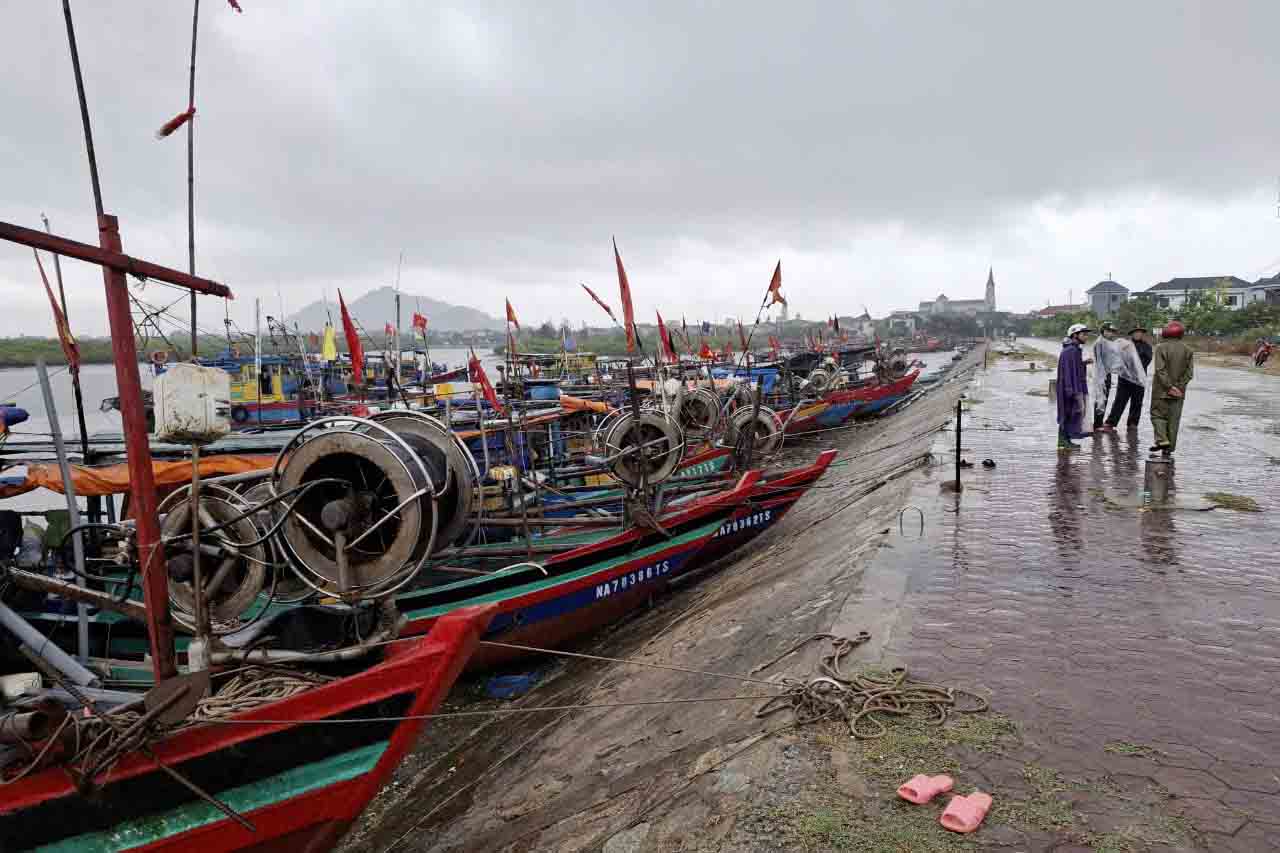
(721, 341, 733, 359)
(656, 311, 677, 363)
(227, 0, 243, 11)
(338, 289, 364, 383)
(34, 250, 80, 374)
(613, 238, 637, 354)
(766, 260, 785, 306)
(384, 322, 395, 336)
(699, 342, 714, 360)
(469, 350, 504, 415)
(155, 107, 195, 139)
(412, 312, 428, 331)
(581, 283, 618, 324)
(505, 298, 520, 330)
(768, 335, 781, 354)
(737, 320, 749, 353)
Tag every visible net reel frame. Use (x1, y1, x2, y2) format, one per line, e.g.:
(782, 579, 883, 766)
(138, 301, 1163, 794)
(158, 483, 272, 635)
(271, 415, 439, 601)
(598, 410, 686, 487)
(722, 405, 785, 458)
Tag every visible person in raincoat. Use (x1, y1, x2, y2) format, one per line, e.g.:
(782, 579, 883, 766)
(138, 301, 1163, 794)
(1102, 327, 1152, 429)
(1150, 320, 1193, 456)
(1091, 322, 1124, 431)
(1056, 323, 1093, 450)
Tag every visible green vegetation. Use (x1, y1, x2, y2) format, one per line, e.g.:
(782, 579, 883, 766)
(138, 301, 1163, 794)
(1204, 492, 1262, 512)
(1031, 293, 1280, 353)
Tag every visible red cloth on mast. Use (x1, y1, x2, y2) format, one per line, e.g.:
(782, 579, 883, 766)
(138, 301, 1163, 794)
(412, 312, 428, 330)
(581, 283, 617, 323)
(34, 250, 80, 374)
(656, 311, 677, 363)
(505, 299, 520, 330)
(699, 342, 714, 360)
(156, 107, 195, 139)
(613, 239, 637, 354)
(737, 320, 749, 353)
(338, 289, 364, 383)
(767, 260, 785, 306)
(469, 350, 504, 415)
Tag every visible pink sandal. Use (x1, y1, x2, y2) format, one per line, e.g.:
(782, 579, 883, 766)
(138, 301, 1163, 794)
(940, 791, 992, 833)
(896, 774, 954, 804)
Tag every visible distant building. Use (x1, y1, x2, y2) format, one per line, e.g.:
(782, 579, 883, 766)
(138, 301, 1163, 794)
(1248, 274, 1280, 305)
(1085, 279, 1129, 316)
(1139, 276, 1252, 311)
(887, 310, 919, 334)
(918, 268, 998, 316)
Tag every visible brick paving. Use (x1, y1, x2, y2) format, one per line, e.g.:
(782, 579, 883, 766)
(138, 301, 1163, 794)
(869, 345, 1280, 847)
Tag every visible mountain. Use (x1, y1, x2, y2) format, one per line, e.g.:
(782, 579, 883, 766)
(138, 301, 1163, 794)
(284, 287, 504, 333)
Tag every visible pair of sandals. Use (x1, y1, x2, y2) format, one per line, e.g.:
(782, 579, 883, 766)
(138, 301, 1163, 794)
(897, 774, 992, 833)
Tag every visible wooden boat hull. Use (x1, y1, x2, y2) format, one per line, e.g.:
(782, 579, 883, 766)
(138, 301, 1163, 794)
(401, 451, 836, 670)
(0, 608, 490, 853)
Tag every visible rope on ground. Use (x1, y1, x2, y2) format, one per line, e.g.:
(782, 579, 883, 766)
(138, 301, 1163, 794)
(754, 635, 989, 739)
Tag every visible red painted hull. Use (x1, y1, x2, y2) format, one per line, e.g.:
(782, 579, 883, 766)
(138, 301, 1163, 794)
(404, 451, 837, 669)
(0, 607, 492, 853)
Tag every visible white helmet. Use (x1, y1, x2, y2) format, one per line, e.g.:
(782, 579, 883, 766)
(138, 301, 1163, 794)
(1066, 323, 1092, 338)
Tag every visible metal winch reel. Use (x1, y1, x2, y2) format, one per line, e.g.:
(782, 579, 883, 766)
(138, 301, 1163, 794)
(675, 387, 721, 438)
(723, 405, 785, 458)
(597, 410, 686, 487)
(238, 480, 313, 604)
(805, 368, 832, 394)
(159, 484, 270, 634)
(272, 416, 439, 600)
(367, 410, 479, 549)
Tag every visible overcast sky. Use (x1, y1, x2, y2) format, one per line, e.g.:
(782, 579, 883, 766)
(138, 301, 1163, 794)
(3, 1, 1280, 337)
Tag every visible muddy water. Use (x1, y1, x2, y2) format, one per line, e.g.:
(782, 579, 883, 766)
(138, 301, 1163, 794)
(857, 342, 1280, 844)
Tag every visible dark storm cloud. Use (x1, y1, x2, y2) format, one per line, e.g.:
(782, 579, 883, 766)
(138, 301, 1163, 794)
(2, 1, 1279, 332)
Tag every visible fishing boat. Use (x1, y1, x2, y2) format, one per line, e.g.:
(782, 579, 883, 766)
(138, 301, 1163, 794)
(0, 607, 491, 852)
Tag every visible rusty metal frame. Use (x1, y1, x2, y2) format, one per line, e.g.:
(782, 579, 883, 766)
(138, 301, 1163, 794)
(1, 213, 235, 681)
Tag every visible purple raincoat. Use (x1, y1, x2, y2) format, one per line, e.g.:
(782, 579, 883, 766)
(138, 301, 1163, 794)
(1056, 338, 1088, 438)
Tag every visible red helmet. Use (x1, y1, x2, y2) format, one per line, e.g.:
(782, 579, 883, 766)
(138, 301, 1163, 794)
(1163, 320, 1185, 339)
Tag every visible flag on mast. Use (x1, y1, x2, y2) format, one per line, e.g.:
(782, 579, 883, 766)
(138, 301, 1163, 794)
(613, 238, 638, 354)
(656, 311, 677, 363)
(338, 289, 364, 383)
(505, 299, 520, 330)
(469, 349, 504, 415)
(34, 250, 80, 373)
(737, 320, 748, 353)
(766, 260, 786, 306)
(581, 283, 617, 323)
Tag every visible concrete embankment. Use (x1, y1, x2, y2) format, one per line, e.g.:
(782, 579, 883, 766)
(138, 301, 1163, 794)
(348, 350, 987, 853)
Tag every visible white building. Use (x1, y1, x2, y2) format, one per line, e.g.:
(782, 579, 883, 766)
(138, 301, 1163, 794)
(1141, 276, 1253, 310)
(917, 268, 997, 316)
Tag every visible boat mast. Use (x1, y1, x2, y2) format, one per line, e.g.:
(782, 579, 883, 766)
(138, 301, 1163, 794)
(186, 0, 200, 356)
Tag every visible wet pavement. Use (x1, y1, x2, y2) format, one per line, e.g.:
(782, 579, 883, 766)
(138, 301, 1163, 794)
(350, 344, 1280, 852)
(847, 339, 1280, 849)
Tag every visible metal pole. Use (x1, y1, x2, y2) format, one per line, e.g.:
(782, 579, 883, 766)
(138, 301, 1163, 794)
(42, 214, 98, 525)
(98, 214, 177, 681)
(189, 442, 210, 661)
(955, 397, 963, 492)
(35, 358, 90, 665)
(61, 0, 104, 218)
(187, 0, 200, 356)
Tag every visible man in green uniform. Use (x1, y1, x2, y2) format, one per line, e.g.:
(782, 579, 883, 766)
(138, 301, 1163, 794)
(1150, 320, 1193, 457)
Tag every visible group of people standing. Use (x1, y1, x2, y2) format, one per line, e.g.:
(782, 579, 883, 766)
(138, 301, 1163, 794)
(1055, 320, 1194, 457)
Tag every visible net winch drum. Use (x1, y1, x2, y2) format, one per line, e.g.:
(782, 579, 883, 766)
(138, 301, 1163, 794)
(598, 410, 686, 487)
(676, 387, 721, 438)
(723, 405, 785, 457)
(159, 484, 269, 634)
(805, 368, 832, 394)
(238, 480, 313, 604)
(272, 416, 439, 599)
(366, 410, 479, 549)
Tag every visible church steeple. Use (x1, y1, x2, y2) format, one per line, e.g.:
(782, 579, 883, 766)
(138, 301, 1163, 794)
(985, 267, 996, 311)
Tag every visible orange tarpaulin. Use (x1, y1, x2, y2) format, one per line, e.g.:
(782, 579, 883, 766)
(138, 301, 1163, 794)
(558, 395, 614, 415)
(0, 454, 277, 499)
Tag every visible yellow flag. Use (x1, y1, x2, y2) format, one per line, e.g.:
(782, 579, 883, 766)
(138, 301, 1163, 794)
(322, 322, 337, 362)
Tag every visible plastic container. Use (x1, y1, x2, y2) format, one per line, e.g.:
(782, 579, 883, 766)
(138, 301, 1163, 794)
(153, 362, 231, 443)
